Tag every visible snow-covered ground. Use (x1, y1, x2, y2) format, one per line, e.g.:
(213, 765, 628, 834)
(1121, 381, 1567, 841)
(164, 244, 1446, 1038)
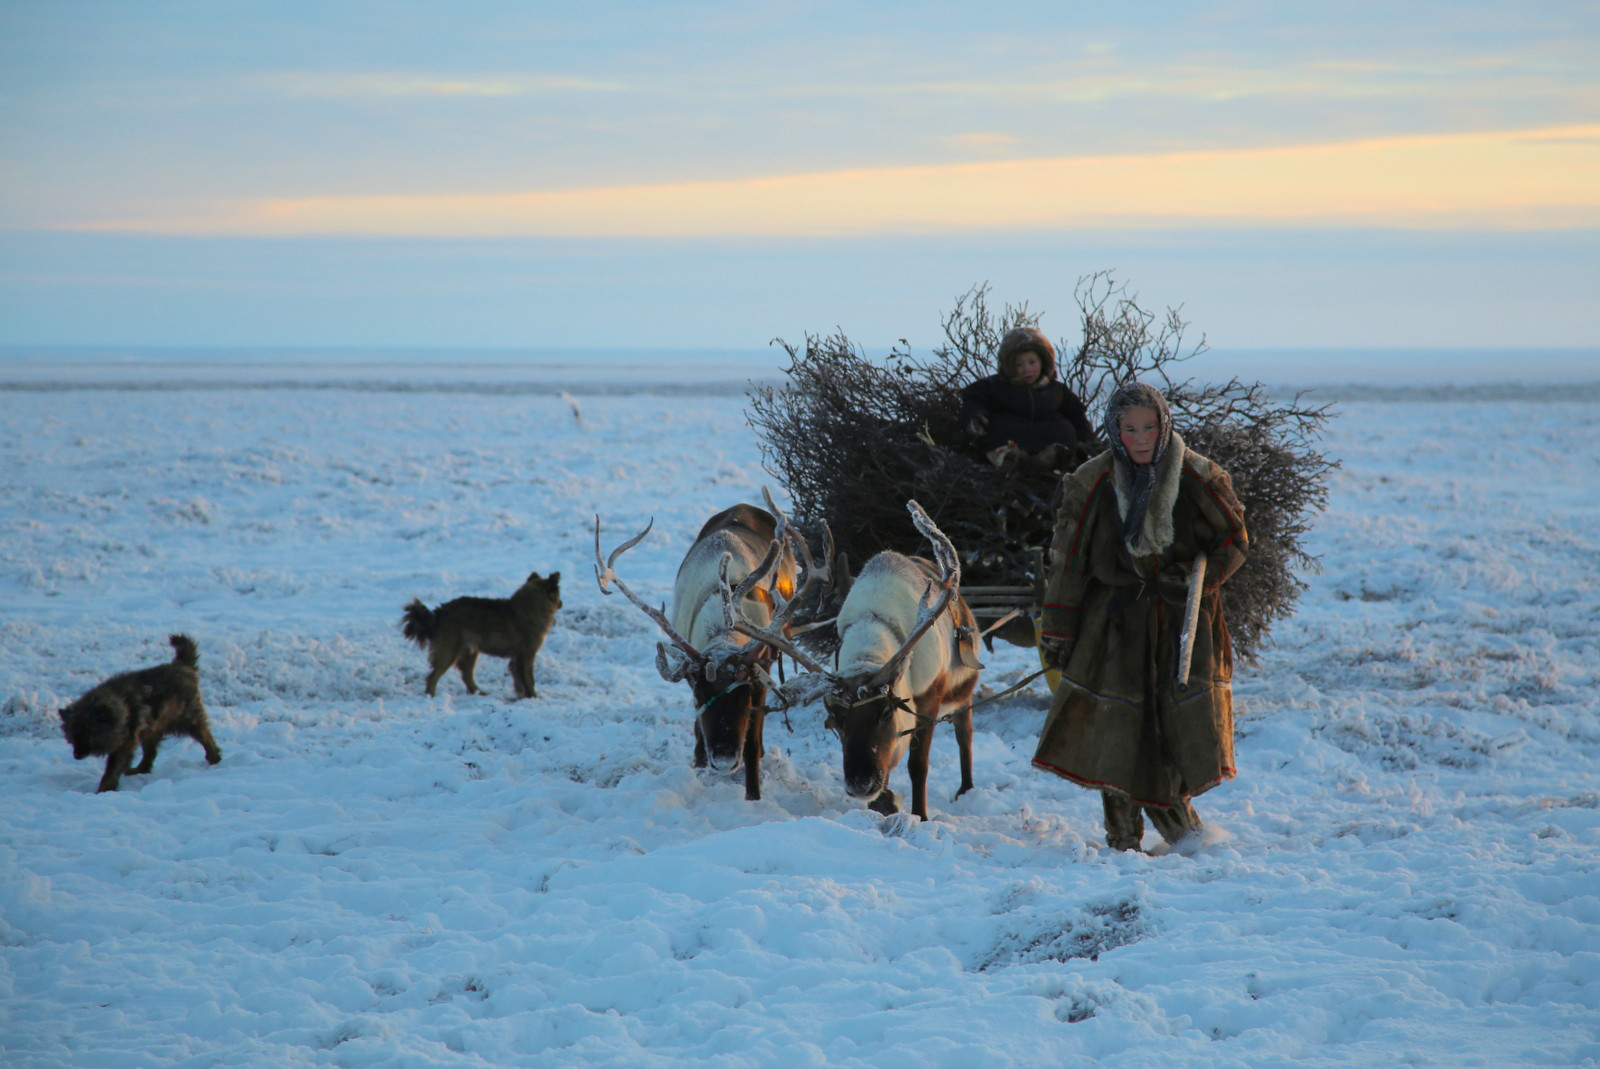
(2, 369, 1597, 1068)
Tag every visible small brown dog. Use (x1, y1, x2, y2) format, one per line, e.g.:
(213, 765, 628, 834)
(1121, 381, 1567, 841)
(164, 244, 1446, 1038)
(58, 634, 222, 793)
(401, 571, 562, 699)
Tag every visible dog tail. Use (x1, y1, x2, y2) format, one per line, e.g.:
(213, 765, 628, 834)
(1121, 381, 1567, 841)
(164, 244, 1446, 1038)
(169, 633, 199, 668)
(401, 599, 436, 648)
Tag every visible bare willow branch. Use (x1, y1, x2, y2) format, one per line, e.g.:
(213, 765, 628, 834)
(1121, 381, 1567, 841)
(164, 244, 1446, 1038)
(746, 275, 1339, 662)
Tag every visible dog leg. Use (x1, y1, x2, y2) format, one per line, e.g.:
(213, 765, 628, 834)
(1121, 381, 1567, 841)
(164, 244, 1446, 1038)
(132, 736, 160, 774)
(457, 650, 481, 694)
(424, 643, 452, 697)
(509, 656, 531, 700)
(190, 701, 223, 765)
(133, 688, 184, 771)
(424, 660, 449, 697)
(97, 740, 139, 792)
(521, 655, 539, 699)
(134, 695, 181, 774)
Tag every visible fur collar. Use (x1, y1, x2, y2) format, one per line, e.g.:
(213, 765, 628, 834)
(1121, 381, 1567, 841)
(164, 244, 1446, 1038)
(1110, 430, 1186, 557)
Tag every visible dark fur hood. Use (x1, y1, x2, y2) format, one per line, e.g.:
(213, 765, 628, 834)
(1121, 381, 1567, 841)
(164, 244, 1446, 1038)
(996, 326, 1057, 386)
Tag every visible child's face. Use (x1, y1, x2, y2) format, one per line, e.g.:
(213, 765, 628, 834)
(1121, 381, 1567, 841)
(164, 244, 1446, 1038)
(1118, 405, 1161, 465)
(1014, 351, 1042, 385)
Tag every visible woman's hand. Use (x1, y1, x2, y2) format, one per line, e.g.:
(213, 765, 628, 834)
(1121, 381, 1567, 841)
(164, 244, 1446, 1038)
(1039, 635, 1072, 668)
(1157, 561, 1193, 603)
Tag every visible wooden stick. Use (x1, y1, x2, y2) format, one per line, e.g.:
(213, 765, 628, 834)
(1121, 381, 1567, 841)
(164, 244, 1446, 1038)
(1177, 551, 1208, 690)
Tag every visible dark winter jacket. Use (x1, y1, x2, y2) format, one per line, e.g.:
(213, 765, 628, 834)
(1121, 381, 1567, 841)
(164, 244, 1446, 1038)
(1032, 426, 1249, 808)
(956, 326, 1094, 455)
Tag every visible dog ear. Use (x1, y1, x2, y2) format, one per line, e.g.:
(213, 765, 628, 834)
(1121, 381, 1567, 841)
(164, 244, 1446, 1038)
(546, 572, 560, 589)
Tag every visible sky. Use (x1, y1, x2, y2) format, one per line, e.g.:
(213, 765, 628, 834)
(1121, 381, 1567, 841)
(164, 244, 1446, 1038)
(1, 1, 1598, 354)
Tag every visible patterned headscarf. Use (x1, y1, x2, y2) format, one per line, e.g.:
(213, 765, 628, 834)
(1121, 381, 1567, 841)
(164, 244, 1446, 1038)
(1102, 382, 1174, 551)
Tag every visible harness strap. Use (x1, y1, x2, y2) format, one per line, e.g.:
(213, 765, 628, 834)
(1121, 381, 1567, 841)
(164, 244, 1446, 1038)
(695, 680, 750, 716)
(890, 666, 1054, 737)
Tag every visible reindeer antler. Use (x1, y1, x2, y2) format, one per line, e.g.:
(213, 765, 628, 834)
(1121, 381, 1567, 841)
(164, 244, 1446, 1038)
(721, 553, 832, 674)
(866, 500, 962, 689)
(721, 537, 786, 630)
(593, 515, 706, 671)
(700, 487, 838, 683)
(754, 658, 841, 714)
(761, 484, 838, 627)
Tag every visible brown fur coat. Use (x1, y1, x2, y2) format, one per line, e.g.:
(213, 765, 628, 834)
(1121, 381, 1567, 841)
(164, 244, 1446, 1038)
(1032, 432, 1248, 807)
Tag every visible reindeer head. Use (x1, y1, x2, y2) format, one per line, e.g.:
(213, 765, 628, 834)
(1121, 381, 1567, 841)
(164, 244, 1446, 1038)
(822, 675, 916, 801)
(681, 640, 774, 774)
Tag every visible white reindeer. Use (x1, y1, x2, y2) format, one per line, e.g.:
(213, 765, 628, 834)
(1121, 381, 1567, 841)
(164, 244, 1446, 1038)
(733, 501, 982, 820)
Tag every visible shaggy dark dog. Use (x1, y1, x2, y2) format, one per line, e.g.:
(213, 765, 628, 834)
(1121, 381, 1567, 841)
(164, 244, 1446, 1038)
(401, 571, 561, 699)
(58, 634, 222, 793)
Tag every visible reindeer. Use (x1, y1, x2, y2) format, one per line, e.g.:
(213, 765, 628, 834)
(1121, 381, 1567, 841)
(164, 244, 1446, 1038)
(732, 501, 983, 821)
(594, 490, 830, 802)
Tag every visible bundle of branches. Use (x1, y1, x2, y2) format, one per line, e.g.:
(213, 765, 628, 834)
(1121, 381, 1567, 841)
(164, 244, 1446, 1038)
(747, 273, 1338, 662)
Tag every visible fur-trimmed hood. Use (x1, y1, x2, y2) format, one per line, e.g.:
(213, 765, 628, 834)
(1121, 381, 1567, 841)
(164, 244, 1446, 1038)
(996, 326, 1057, 386)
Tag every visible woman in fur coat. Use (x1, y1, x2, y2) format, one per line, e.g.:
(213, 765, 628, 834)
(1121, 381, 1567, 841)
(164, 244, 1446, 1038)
(956, 326, 1095, 473)
(1033, 382, 1249, 850)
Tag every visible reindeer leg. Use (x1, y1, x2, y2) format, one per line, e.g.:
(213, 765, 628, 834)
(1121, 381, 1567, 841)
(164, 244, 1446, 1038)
(952, 703, 975, 801)
(907, 718, 935, 821)
(907, 680, 952, 820)
(742, 710, 764, 802)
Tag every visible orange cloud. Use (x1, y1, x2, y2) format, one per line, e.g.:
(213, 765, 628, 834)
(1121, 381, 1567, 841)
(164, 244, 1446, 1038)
(69, 125, 1600, 237)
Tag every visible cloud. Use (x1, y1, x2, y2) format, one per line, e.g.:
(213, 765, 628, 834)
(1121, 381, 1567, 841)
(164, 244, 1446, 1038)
(776, 49, 1590, 107)
(260, 72, 625, 99)
(62, 124, 1600, 238)
(939, 133, 1021, 152)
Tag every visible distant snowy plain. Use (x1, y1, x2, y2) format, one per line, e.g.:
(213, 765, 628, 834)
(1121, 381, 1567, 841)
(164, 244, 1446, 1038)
(2, 365, 1597, 1068)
